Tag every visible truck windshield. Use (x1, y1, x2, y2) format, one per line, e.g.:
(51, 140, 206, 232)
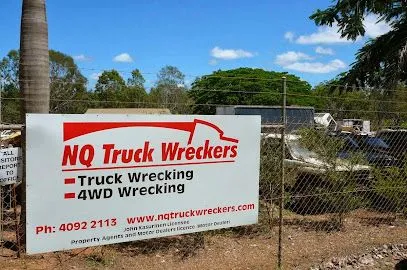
(286, 140, 319, 160)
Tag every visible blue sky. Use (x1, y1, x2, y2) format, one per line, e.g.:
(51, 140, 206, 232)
(0, 0, 391, 88)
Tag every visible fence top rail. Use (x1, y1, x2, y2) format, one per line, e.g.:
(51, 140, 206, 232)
(0, 124, 24, 130)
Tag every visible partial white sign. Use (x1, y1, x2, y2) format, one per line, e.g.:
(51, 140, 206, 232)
(0, 147, 22, 186)
(26, 114, 261, 254)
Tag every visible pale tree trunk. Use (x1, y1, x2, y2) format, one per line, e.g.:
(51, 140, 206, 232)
(18, 0, 49, 251)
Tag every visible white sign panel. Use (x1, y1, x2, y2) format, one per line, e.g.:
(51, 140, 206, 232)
(26, 114, 260, 254)
(0, 147, 22, 186)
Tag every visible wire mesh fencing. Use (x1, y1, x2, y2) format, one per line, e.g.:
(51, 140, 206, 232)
(269, 115, 407, 268)
(0, 78, 407, 268)
(0, 125, 22, 258)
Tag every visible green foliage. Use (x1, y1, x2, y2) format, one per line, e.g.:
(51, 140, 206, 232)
(127, 69, 145, 88)
(95, 70, 126, 96)
(313, 82, 371, 118)
(49, 50, 89, 113)
(298, 128, 343, 165)
(292, 129, 367, 216)
(156, 65, 185, 87)
(1, 85, 21, 123)
(0, 50, 19, 89)
(150, 65, 192, 114)
(260, 136, 282, 201)
(1, 49, 191, 117)
(371, 164, 407, 212)
(189, 68, 312, 114)
(311, 0, 407, 88)
(94, 69, 148, 108)
(312, 80, 407, 127)
(0, 50, 21, 123)
(0, 49, 90, 119)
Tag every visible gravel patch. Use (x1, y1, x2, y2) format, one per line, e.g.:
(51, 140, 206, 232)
(311, 244, 407, 269)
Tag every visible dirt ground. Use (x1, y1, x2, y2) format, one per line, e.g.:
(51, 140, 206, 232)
(1, 211, 406, 270)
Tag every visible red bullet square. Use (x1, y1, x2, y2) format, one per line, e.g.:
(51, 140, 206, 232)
(64, 178, 76, 184)
(64, 193, 76, 199)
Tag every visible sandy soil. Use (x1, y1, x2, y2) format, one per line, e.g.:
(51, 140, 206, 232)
(1, 211, 406, 269)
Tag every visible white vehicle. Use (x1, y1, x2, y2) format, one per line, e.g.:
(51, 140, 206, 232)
(262, 133, 372, 214)
(263, 133, 371, 174)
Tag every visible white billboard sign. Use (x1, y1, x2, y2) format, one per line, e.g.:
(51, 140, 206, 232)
(0, 147, 22, 186)
(26, 114, 260, 254)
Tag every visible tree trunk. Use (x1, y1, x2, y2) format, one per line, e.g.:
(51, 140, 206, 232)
(20, 0, 50, 114)
(18, 0, 50, 251)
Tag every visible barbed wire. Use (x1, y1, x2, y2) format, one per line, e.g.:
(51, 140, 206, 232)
(8, 75, 407, 95)
(8, 76, 407, 96)
(6, 80, 407, 107)
(2, 96, 407, 115)
(21, 64, 294, 81)
(286, 93, 407, 106)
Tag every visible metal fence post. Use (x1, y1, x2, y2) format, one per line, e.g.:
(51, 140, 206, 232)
(0, 80, 2, 123)
(0, 185, 3, 251)
(278, 77, 286, 269)
(18, 124, 26, 256)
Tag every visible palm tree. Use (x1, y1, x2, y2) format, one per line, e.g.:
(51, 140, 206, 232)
(18, 0, 49, 251)
(311, 0, 407, 89)
(19, 0, 50, 114)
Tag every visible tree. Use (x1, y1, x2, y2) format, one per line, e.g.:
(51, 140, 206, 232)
(49, 50, 88, 113)
(189, 68, 313, 114)
(310, 1, 407, 89)
(312, 77, 407, 128)
(0, 50, 19, 89)
(0, 50, 21, 123)
(1, 50, 89, 118)
(127, 69, 145, 88)
(95, 70, 126, 107)
(124, 69, 148, 107)
(19, 0, 50, 114)
(312, 80, 371, 120)
(156, 65, 185, 86)
(150, 65, 191, 114)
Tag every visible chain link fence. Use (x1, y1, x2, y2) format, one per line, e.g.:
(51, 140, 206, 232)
(0, 125, 22, 258)
(1, 79, 407, 269)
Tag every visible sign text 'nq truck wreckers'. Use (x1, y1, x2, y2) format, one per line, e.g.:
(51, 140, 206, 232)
(26, 114, 260, 254)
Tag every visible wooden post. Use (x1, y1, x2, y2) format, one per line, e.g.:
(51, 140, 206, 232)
(277, 76, 287, 269)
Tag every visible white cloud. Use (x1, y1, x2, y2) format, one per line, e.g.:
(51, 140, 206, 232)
(296, 25, 353, 44)
(275, 51, 313, 66)
(209, 59, 218, 66)
(295, 15, 391, 45)
(113, 53, 134, 63)
(275, 51, 346, 73)
(210, 46, 255, 60)
(73, 54, 91, 62)
(364, 14, 391, 38)
(315, 46, 334, 55)
(90, 72, 102, 80)
(284, 59, 346, 74)
(284, 31, 295, 42)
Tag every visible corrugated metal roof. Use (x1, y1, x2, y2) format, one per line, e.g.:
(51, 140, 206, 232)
(217, 105, 315, 110)
(85, 108, 171, 114)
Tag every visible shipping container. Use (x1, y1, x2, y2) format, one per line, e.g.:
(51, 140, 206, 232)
(216, 105, 315, 132)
